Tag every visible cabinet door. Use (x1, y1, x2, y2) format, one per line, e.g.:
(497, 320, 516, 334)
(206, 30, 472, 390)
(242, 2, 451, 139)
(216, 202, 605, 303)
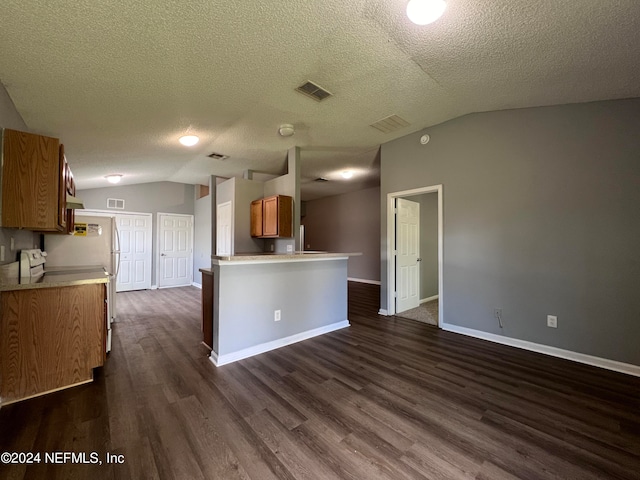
(65, 161, 75, 234)
(250, 199, 263, 237)
(262, 196, 279, 237)
(57, 145, 68, 231)
(1, 129, 61, 230)
(276, 196, 293, 238)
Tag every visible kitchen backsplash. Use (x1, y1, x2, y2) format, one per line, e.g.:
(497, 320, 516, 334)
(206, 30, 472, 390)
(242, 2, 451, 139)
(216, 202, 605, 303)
(0, 227, 41, 265)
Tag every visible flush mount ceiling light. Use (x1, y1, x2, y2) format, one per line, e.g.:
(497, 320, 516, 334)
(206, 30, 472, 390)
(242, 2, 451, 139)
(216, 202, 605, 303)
(278, 124, 295, 137)
(179, 135, 199, 146)
(341, 170, 354, 179)
(105, 174, 123, 184)
(406, 0, 446, 25)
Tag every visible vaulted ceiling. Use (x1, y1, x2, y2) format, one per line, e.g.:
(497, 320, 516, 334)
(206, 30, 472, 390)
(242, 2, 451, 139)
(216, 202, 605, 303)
(1, 1, 639, 199)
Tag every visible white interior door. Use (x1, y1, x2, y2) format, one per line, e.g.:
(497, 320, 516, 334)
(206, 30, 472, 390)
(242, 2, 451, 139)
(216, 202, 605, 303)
(158, 213, 194, 288)
(116, 214, 153, 292)
(217, 202, 232, 256)
(396, 198, 420, 313)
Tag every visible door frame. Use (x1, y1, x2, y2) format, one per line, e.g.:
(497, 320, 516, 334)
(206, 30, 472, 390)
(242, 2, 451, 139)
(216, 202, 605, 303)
(385, 185, 443, 325)
(156, 212, 195, 289)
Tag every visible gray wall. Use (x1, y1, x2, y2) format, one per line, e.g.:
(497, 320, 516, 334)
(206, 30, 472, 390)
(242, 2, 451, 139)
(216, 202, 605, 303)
(0, 82, 40, 266)
(193, 185, 212, 285)
(78, 181, 194, 215)
(78, 181, 195, 286)
(234, 178, 266, 253)
(381, 98, 640, 365)
(264, 148, 300, 253)
(215, 259, 348, 357)
(413, 193, 438, 299)
(303, 186, 381, 282)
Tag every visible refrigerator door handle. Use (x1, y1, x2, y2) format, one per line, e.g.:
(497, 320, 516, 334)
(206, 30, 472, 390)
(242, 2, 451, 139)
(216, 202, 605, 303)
(114, 221, 122, 278)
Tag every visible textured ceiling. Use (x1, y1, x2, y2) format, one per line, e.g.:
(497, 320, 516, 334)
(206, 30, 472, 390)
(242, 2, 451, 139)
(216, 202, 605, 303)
(1, 0, 639, 200)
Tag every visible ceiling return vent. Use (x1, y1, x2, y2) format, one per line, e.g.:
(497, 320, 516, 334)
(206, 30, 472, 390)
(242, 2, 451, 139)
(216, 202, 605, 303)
(295, 81, 332, 101)
(370, 114, 410, 134)
(207, 152, 229, 161)
(107, 198, 125, 209)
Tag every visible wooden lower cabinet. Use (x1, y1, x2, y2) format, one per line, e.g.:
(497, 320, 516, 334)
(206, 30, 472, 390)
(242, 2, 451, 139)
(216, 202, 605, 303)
(201, 271, 213, 349)
(0, 283, 106, 405)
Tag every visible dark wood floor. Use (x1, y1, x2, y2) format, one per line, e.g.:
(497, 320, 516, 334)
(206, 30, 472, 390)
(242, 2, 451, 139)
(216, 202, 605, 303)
(1, 282, 639, 479)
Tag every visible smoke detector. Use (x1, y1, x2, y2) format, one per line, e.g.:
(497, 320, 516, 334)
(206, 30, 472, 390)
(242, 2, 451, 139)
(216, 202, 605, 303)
(278, 124, 295, 137)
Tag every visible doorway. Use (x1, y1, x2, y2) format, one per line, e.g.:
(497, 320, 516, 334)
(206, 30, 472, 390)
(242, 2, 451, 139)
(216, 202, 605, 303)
(386, 185, 443, 326)
(116, 213, 153, 292)
(157, 213, 194, 288)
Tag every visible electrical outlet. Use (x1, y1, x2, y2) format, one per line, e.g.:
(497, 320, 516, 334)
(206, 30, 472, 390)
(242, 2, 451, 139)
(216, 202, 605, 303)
(286, 244, 293, 253)
(10, 237, 15, 250)
(274, 309, 281, 322)
(270, 244, 274, 252)
(547, 315, 558, 328)
(0, 245, 5, 261)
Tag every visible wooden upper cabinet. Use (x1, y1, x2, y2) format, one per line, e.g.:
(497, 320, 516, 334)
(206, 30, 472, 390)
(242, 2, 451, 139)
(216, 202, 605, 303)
(1, 128, 66, 231)
(57, 144, 68, 232)
(250, 195, 293, 238)
(250, 199, 263, 237)
(65, 159, 76, 234)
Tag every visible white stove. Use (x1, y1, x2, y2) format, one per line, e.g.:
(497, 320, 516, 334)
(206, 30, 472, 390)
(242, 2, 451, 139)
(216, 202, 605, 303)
(19, 248, 47, 283)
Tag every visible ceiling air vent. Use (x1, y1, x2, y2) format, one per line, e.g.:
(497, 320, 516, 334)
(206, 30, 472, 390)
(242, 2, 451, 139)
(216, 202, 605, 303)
(107, 198, 125, 209)
(295, 81, 332, 102)
(207, 152, 229, 161)
(370, 114, 410, 134)
(314, 177, 329, 182)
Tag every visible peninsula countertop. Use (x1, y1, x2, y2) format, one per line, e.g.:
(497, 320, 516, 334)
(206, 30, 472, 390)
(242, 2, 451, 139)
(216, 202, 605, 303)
(211, 251, 361, 265)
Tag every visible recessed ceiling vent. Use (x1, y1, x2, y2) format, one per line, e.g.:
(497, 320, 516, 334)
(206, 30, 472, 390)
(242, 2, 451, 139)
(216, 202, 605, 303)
(295, 81, 332, 102)
(370, 114, 410, 134)
(207, 152, 229, 161)
(314, 177, 329, 182)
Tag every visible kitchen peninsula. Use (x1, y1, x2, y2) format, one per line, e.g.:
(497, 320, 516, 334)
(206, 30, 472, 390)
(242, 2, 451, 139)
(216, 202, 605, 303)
(202, 252, 359, 366)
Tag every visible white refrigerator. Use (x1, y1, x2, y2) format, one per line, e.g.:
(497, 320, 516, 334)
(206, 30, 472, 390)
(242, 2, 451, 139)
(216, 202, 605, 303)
(44, 214, 121, 353)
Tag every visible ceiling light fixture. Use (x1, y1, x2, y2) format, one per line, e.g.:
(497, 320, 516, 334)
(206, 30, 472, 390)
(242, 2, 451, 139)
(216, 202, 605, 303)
(278, 124, 295, 137)
(179, 135, 199, 146)
(341, 170, 354, 179)
(406, 0, 446, 25)
(105, 174, 123, 184)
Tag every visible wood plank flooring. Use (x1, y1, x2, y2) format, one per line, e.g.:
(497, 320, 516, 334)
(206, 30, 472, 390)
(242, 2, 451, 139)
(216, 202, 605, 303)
(1, 282, 639, 479)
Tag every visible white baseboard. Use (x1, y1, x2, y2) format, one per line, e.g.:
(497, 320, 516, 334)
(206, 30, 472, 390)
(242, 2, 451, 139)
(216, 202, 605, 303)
(151, 285, 158, 290)
(191, 282, 202, 289)
(378, 309, 389, 316)
(420, 295, 439, 304)
(348, 277, 381, 285)
(441, 323, 640, 378)
(209, 320, 350, 367)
